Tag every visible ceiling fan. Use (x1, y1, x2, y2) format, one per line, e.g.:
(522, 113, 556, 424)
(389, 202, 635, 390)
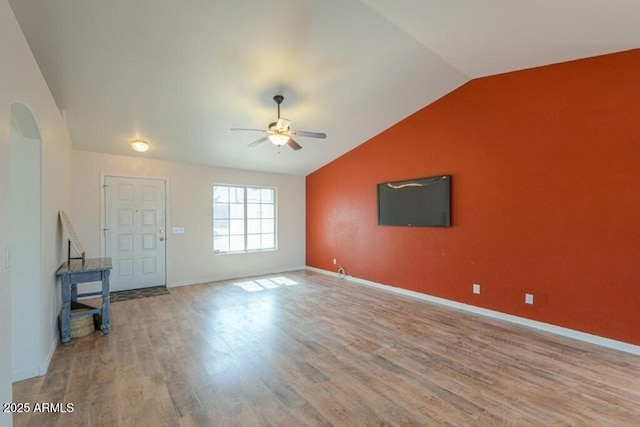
(231, 95, 327, 151)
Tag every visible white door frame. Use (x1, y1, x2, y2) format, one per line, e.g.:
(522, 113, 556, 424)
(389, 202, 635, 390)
(100, 173, 170, 287)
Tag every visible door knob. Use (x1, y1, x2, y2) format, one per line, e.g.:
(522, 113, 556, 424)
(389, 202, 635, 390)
(159, 237, 165, 241)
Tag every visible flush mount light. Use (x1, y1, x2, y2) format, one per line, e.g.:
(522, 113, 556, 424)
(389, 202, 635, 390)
(130, 139, 149, 152)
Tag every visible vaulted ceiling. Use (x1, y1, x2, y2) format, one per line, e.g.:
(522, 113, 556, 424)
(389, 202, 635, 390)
(9, 0, 640, 175)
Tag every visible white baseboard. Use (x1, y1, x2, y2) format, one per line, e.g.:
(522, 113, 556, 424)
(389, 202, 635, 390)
(39, 335, 58, 376)
(11, 367, 38, 383)
(306, 266, 640, 356)
(12, 331, 58, 382)
(169, 265, 307, 288)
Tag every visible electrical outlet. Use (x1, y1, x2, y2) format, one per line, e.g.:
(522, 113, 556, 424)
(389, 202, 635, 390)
(333, 258, 337, 265)
(525, 293, 534, 305)
(473, 283, 481, 294)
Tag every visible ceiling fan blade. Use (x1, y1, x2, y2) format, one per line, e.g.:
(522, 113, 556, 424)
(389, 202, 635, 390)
(248, 136, 268, 147)
(231, 128, 268, 132)
(287, 138, 302, 151)
(289, 130, 327, 139)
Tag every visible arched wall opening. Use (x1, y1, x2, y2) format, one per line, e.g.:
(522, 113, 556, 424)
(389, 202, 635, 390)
(9, 103, 43, 381)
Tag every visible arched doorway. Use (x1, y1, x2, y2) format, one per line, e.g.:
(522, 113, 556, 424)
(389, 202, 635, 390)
(9, 103, 42, 380)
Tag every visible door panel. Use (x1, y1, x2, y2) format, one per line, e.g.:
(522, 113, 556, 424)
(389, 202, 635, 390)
(105, 176, 166, 291)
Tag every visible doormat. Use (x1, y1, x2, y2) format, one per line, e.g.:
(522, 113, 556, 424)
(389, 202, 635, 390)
(109, 286, 169, 303)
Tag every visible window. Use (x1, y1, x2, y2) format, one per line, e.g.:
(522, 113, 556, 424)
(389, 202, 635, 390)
(213, 185, 276, 253)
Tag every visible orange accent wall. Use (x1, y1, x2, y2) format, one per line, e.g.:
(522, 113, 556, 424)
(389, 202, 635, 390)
(306, 49, 640, 345)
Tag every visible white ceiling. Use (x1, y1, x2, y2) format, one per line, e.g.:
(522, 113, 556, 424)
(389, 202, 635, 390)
(9, 0, 640, 176)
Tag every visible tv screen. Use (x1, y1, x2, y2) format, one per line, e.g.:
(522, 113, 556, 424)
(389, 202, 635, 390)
(377, 175, 451, 227)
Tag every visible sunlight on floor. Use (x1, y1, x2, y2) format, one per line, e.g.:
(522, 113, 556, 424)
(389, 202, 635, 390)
(233, 276, 298, 292)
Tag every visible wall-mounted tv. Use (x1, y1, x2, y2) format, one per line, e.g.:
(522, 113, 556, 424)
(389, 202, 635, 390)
(377, 175, 451, 227)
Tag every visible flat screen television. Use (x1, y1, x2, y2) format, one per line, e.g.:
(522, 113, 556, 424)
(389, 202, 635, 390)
(377, 175, 451, 227)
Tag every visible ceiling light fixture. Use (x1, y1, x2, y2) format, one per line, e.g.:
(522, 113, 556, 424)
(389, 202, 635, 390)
(130, 139, 149, 152)
(268, 133, 290, 146)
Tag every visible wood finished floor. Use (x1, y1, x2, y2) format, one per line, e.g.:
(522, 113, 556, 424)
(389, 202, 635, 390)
(13, 270, 640, 426)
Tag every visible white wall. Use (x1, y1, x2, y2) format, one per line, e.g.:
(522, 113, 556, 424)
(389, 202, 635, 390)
(72, 150, 306, 287)
(0, 118, 10, 427)
(9, 131, 41, 381)
(0, 1, 74, 421)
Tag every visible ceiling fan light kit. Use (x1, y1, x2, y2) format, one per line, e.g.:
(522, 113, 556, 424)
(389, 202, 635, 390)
(232, 95, 326, 151)
(268, 133, 290, 146)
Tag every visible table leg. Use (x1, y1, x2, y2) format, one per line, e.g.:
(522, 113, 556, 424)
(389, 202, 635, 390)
(101, 270, 111, 335)
(60, 276, 71, 344)
(71, 283, 78, 302)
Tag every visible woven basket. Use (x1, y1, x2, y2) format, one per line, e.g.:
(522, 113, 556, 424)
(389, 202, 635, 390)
(69, 309, 95, 338)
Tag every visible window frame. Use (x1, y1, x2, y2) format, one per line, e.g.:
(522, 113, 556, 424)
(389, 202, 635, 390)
(212, 184, 277, 254)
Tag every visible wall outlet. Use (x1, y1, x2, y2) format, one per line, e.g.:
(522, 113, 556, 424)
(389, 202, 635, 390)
(472, 283, 481, 294)
(525, 293, 534, 305)
(333, 258, 337, 265)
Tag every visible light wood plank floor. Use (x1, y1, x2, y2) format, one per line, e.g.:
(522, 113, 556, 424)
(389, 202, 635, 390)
(13, 270, 640, 426)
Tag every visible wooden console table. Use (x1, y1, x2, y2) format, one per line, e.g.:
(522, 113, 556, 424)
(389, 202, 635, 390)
(56, 257, 112, 344)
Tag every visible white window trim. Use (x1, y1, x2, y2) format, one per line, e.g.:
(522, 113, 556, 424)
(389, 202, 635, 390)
(213, 184, 277, 254)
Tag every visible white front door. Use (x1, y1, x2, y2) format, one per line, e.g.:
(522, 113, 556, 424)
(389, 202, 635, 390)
(104, 175, 166, 292)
